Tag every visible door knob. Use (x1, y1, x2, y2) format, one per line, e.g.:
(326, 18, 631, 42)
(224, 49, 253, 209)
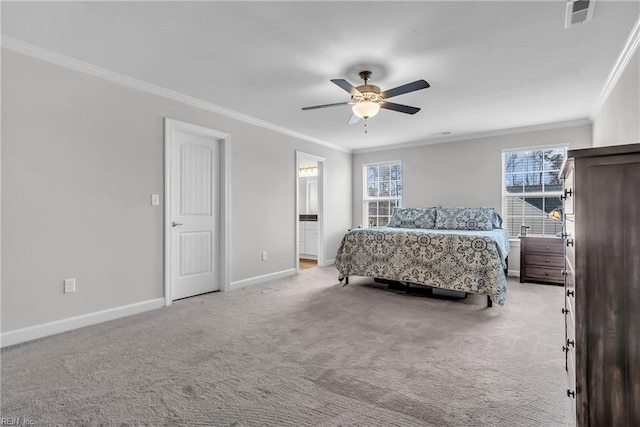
(172, 222, 183, 227)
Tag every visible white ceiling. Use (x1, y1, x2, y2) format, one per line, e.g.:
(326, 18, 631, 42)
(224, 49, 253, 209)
(2, 1, 638, 152)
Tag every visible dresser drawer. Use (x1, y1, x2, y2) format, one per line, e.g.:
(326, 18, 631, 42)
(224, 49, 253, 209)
(523, 237, 564, 254)
(523, 265, 564, 283)
(565, 217, 575, 271)
(566, 296, 575, 336)
(566, 245, 575, 272)
(564, 215, 575, 235)
(525, 253, 564, 268)
(565, 298, 576, 400)
(564, 262, 575, 293)
(567, 344, 576, 405)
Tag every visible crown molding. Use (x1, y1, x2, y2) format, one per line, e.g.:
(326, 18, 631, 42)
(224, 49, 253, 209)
(590, 14, 640, 120)
(353, 118, 592, 154)
(1, 36, 351, 154)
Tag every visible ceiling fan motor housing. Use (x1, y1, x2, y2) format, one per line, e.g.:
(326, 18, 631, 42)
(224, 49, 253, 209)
(356, 84, 380, 94)
(353, 84, 383, 103)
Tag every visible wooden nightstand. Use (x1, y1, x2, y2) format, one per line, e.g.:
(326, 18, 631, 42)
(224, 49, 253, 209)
(519, 236, 564, 285)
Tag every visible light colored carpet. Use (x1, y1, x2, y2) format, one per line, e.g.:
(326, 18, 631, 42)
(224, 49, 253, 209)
(1, 267, 572, 426)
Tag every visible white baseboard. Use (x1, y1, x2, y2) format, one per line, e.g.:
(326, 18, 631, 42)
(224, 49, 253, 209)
(1, 298, 165, 348)
(323, 258, 335, 266)
(508, 270, 520, 278)
(230, 268, 296, 291)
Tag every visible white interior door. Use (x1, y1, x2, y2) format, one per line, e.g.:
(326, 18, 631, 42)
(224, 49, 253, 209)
(171, 130, 220, 300)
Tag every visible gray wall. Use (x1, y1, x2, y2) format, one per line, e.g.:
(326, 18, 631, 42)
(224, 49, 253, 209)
(593, 49, 640, 147)
(1, 50, 352, 332)
(352, 124, 593, 273)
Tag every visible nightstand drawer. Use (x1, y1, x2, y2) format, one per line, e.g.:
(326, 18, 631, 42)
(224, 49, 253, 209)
(524, 266, 564, 283)
(523, 238, 564, 254)
(525, 253, 564, 268)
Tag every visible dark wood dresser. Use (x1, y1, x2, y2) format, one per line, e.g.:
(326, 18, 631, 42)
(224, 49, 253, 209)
(561, 143, 640, 426)
(519, 236, 564, 285)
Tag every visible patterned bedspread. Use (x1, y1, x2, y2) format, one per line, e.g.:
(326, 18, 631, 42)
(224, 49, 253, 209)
(335, 227, 509, 306)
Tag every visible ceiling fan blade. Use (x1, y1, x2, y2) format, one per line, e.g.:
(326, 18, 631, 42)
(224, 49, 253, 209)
(347, 113, 360, 125)
(331, 79, 363, 96)
(301, 101, 350, 111)
(381, 80, 430, 99)
(380, 102, 421, 115)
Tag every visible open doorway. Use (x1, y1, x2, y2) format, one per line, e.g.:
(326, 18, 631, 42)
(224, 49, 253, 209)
(296, 152, 325, 272)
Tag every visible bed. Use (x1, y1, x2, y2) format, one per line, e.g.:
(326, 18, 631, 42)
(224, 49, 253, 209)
(335, 207, 510, 306)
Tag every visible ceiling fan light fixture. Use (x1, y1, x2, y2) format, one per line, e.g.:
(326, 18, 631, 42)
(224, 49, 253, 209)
(352, 100, 380, 119)
(302, 71, 429, 123)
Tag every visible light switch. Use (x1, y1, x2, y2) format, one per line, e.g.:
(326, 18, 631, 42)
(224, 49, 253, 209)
(151, 194, 160, 206)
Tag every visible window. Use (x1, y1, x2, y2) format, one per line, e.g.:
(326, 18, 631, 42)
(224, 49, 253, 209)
(502, 147, 566, 237)
(363, 161, 402, 227)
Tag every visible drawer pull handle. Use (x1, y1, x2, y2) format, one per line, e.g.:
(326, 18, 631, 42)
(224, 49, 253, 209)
(545, 272, 550, 276)
(562, 308, 568, 314)
(560, 188, 573, 200)
(545, 258, 550, 263)
(567, 289, 574, 297)
(566, 239, 574, 247)
(567, 390, 575, 398)
(562, 345, 569, 353)
(567, 339, 575, 348)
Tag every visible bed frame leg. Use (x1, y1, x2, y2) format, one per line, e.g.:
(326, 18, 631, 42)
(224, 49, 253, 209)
(487, 296, 493, 308)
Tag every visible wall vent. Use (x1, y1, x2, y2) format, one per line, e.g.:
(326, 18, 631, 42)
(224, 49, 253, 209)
(565, 0, 596, 28)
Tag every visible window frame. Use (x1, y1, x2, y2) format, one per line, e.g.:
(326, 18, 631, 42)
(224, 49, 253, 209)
(362, 160, 403, 227)
(501, 145, 567, 239)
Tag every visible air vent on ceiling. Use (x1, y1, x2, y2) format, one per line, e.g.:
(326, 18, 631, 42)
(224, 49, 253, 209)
(565, 0, 596, 28)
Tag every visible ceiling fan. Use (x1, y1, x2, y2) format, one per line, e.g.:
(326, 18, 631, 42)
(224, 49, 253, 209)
(302, 71, 430, 125)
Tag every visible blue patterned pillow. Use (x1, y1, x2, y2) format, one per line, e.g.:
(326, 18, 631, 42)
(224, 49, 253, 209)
(435, 207, 494, 231)
(492, 212, 503, 229)
(387, 207, 437, 229)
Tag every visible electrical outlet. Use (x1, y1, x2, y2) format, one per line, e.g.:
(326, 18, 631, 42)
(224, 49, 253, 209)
(64, 278, 76, 294)
(262, 251, 268, 261)
(151, 194, 160, 206)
